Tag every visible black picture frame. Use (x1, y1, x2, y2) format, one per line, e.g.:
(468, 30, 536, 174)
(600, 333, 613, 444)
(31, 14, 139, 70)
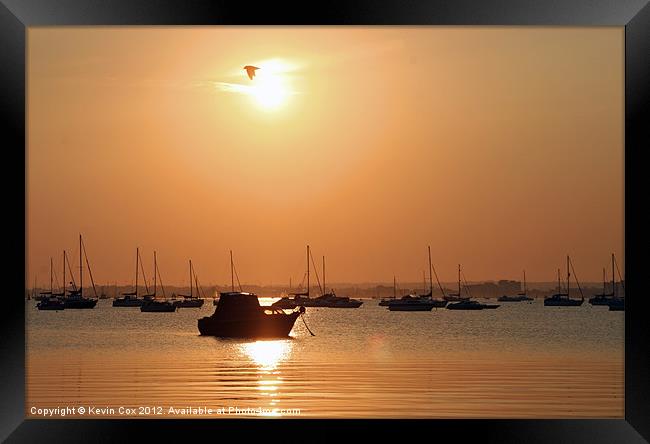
(2, 0, 648, 441)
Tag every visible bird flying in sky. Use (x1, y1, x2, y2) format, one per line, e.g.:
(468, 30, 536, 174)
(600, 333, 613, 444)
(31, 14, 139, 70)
(244, 65, 259, 80)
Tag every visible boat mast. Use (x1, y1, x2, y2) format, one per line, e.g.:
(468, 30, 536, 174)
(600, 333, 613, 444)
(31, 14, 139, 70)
(322, 255, 326, 294)
(458, 264, 461, 296)
(523, 270, 527, 295)
(603, 253, 616, 297)
(566, 255, 570, 298)
(306, 245, 310, 298)
(428, 246, 433, 295)
(135, 248, 139, 297)
(189, 259, 193, 298)
(230, 251, 234, 292)
(62, 252, 65, 296)
(153, 251, 157, 297)
(79, 234, 83, 297)
(50, 257, 53, 294)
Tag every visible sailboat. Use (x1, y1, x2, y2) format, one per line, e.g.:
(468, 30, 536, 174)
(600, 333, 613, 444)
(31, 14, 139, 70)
(444, 265, 470, 302)
(113, 248, 145, 307)
(498, 270, 533, 302)
(140, 251, 177, 312)
(422, 246, 448, 308)
(544, 256, 584, 306)
(589, 254, 623, 306)
(36, 257, 65, 311)
(379, 276, 398, 306)
(198, 251, 304, 338)
(447, 265, 500, 310)
(175, 260, 206, 308)
(272, 245, 314, 309)
(308, 256, 363, 308)
(63, 235, 98, 309)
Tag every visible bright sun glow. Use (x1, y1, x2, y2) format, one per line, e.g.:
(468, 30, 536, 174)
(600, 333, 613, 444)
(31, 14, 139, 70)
(215, 58, 297, 111)
(241, 340, 292, 370)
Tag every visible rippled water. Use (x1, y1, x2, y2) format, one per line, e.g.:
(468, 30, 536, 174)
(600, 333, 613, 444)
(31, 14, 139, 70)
(26, 298, 623, 418)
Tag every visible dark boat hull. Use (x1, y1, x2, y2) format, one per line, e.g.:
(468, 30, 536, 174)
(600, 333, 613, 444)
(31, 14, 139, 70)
(64, 298, 97, 309)
(607, 298, 624, 311)
(589, 295, 615, 306)
(36, 301, 65, 311)
(198, 312, 301, 338)
(141, 301, 177, 312)
(544, 298, 584, 306)
(113, 298, 145, 307)
(388, 304, 435, 311)
(175, 299, 205, 308)
(447, 302, 484, 310)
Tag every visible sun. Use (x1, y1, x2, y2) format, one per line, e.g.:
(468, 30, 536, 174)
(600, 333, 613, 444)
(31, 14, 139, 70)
(249, 75, 289, 110)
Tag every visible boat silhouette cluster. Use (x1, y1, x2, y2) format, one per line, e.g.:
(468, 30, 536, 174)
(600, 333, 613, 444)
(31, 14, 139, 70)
(30, 237, 626, 337)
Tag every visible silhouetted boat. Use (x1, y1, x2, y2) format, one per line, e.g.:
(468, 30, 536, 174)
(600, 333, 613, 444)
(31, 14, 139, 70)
(113, 248, 145, 307)
(387, 293, 437, 311)
(498, 270, 533, 302)
(421, 246, 448, 308)
(589, 254, 623, 306)
(198, 251, 304, 338)
(140, 251, 177, 312)
(175, 260, 205, 308)
(272, 245, 315, 309)
(379, 276, 398, 306)
(36, 257, 65, 311)
(443, 265, 470, 302)
(446, 265, 500, 310)
(608, 298, 624, 311)
(63, 235, 98, 309)
(544, 256, 584, 307)
(309, 256, 363, 308)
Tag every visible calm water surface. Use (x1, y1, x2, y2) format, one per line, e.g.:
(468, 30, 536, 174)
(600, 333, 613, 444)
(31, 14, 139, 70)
(26, 298, 623, 418)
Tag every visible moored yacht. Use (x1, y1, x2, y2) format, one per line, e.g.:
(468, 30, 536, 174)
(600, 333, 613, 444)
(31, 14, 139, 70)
(113, 248, 145, 307)
(589, 254, 623, 306)
(271, 245, 315, 309)
(198, 251, 304, 338)
(36, 257, 65, 311)
(140, 251, 177, 312)
(310, 255, 363, 308)
(544, 256, 584, 307)
(446, 265, 500, 310)
(498, 270, 533, 302)
(174, 260, 206, 308)
(62, 235, 98, 309)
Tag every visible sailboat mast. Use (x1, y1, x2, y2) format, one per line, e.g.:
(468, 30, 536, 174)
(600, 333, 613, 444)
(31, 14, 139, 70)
(230, 251, 234, 292)
(153, 251, 157, 296)
(135, 248, 139, 297)
(566, 255, 570, 298)
(603, 253, 616, 297)
(79, 234, 83, 297)
(428, 246, 433, 294)
(458, 264, 461, 296)
(190, 259, 193, 298)
(523, 270, 527, 294)
(63, 251, 66, 296)
(50, 257, 53, 294)
(306, 245, 310, 297)
(322, 255, 326, 294)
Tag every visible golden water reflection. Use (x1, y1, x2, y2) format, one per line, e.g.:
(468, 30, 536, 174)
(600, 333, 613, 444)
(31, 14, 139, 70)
(241, 339, 292, 370)
(240, 339, 292, 416)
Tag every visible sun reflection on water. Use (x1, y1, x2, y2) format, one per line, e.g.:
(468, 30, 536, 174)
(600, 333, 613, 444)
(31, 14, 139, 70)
(241, 339, 292, 370)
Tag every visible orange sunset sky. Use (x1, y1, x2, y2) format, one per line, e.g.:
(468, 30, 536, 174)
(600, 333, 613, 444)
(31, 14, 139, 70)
(27, 27, 624, 286)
